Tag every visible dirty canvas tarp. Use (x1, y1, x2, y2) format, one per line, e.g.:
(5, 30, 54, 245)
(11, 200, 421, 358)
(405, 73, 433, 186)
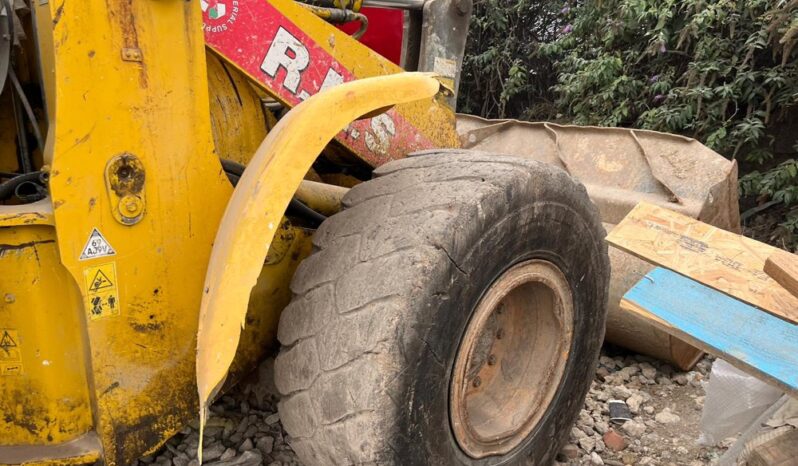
(457, 115, 740, 369)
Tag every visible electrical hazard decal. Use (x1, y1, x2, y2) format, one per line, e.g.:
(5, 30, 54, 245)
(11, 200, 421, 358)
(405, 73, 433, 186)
(80, 228, 116, 261)
(0, 329, 23, 376)
(83, 262, 121, 320)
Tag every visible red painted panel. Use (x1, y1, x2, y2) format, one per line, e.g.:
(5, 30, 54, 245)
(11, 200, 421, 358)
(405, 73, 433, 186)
(202, 0, 434, 166)
(337, 7, 405, 66)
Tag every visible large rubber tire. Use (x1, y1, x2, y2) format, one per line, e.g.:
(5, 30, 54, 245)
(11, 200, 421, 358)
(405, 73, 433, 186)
(275, 151, 609, 465)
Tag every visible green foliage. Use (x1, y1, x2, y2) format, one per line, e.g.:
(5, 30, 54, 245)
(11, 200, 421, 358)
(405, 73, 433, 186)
(458, 0, 566, 119)
(741, 158, 798, 205)
(740, 143, 798, 240)
(460, 0, 798, 243)
(540, 0, 798, 161)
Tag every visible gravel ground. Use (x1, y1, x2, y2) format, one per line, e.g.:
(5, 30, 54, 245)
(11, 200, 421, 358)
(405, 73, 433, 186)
(136, 359, 300, 466)
(556, 346, 728, 466)
(138, 347, 726, 466)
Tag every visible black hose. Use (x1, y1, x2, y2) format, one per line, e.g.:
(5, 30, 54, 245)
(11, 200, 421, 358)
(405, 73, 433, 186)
(0, 171, 44, 200)
(220, 158, 328, 226)
(3, 0, 44, 168)
(220, 158, 245, 177)
(9, 68, 45, 155)
(290, 197, 328, 225)
(14, 180, 46, 203)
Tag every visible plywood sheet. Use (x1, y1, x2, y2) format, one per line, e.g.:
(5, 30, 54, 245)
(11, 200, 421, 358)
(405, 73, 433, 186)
(764, 250, 798, 299)
(622, 268, 798, 394)
(607, 201, 798, 324)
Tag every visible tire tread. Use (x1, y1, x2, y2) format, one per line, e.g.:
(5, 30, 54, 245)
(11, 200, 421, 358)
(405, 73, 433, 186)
(275, 152, 606, 465)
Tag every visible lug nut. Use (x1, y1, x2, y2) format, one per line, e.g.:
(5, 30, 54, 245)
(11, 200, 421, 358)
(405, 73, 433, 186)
(487, 355, 497, 366)
(472, 376, 481, 388)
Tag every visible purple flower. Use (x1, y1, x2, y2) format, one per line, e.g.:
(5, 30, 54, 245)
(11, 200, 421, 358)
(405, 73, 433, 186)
(561, 5, 570, 14)
(659, 43, 667, 53)
(563, 24, 573, 34)
(649, 75, 659, 83)
(653, 94, 665, 102)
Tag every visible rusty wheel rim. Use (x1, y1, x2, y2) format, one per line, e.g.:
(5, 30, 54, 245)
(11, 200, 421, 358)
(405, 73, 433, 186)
(450, 259, 574, 459)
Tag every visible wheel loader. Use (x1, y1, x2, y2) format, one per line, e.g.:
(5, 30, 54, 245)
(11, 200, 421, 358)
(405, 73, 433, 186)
(0, 0, 739, 465)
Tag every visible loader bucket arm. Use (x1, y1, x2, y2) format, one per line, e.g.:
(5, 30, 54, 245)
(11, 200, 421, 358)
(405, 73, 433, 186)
(195, 72, 444, 444)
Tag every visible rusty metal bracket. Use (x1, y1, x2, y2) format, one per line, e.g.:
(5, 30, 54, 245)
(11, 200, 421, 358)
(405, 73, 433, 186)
(105, 153, 146, 225)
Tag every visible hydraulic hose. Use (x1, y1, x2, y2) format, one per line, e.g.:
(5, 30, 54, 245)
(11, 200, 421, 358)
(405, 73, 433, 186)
(220, 159, 328, 226)
(299, 4, 369, 39)
(2, 0, 45, 168)
(0, 171, 45, 201)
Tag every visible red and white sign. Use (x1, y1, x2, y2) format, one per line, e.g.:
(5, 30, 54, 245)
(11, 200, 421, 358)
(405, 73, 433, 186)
(203, 0, 436, 166)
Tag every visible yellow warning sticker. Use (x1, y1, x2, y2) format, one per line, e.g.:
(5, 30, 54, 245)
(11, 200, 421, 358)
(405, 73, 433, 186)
(84, 262, 120, 320)
(0, 329, 23, 376)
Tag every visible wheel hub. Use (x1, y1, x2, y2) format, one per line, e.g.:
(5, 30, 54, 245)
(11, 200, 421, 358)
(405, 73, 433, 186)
(450, 259, 574, 458)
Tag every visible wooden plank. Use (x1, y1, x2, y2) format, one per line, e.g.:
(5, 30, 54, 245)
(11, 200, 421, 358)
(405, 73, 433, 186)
(606, 201, 798, 325)
(621, 268, 798, 395)
(748, 429, 798, 466)
(764, 250, 798, 299)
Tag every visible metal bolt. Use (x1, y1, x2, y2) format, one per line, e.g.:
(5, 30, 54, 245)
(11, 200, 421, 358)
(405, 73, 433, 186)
(472, 376, 481, 388)
(487, 354, 497, 366)
(496, 328, 504, 340)
(4, 293, 15, 304)
(119, 195, 144, 218)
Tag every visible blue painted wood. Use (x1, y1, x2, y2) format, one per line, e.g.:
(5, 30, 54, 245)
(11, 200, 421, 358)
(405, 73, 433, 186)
(624, 267, 798, 393)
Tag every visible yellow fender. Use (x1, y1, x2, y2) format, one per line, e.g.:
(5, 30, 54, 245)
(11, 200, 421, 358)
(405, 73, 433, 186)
(195, 72, 444, 455)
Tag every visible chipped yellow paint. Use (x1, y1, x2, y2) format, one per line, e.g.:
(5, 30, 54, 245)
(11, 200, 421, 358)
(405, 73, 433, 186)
(1, 0, 458, 462)
(23, 452, 102, 466)
(5, 1, 320, 463)
(206, 52, 271, 166)
(44, 1, 231, 464)
(195, 73, 444, 459)
(0, 225, 94, 448)
(0, 200, 54, 227)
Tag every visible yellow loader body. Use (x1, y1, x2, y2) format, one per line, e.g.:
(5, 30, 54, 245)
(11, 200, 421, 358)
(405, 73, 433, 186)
(0, 0, 734, 464)
(0, 0, 457, 464)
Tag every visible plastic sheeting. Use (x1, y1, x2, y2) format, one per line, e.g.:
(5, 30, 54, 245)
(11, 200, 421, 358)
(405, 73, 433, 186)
(699, 359, 783, 446)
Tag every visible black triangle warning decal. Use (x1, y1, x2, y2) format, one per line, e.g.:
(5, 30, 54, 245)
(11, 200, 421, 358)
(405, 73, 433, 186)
(80, 228, 116, 261)
(89, 270, 114, 292)
(0, 331, 17, 354)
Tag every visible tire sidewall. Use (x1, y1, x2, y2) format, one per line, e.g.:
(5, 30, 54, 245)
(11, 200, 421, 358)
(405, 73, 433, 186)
(402, 199, 608, 466)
